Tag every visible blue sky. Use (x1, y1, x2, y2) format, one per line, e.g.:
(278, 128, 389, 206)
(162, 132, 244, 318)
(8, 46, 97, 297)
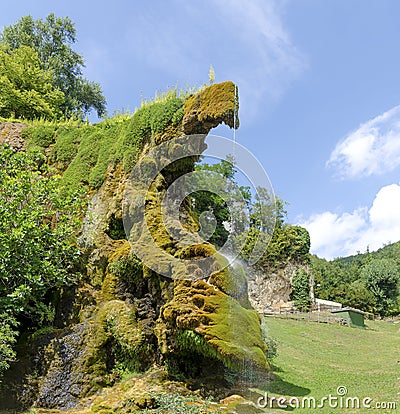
(2, 0, 400, 259)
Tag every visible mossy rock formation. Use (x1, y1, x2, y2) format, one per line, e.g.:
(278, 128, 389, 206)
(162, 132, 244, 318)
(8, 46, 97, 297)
(0, 82, 269, 410)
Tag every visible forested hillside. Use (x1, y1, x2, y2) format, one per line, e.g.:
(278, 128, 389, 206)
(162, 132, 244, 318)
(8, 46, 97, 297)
(312, 241, 400, 316)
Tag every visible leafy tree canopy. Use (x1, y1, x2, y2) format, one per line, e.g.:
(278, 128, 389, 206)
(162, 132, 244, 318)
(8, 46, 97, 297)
(191, 156, 310, 270)
(291, 268, 312, 310)
(0, 14, 106, 118)
(312, 246, 400, 316)
(191, 156, 251, 247)
(360, 258, 400, 316)
(0, 45, 65, 119)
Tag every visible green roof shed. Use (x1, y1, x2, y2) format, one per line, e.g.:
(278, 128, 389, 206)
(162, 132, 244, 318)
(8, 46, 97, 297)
(331, 307, 366, 329)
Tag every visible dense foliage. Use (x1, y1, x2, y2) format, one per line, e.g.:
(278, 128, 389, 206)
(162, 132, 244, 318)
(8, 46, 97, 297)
(290, 268, 312, 310)
(246, 224, 311, 270)
(0, 147, 84, 375)
(361, 258, 400, 316)
(0, 45, 65, 119)
(312, 245, 400, 316)
(0, 14, 106, 118)
(191, 156, 251, 247)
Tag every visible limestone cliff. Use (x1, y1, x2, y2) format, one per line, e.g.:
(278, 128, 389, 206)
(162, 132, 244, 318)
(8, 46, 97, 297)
(0, 82, 269, 411)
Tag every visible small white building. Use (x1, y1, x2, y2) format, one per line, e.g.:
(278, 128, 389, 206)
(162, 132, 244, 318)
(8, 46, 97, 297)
(314, 298, 342, 312)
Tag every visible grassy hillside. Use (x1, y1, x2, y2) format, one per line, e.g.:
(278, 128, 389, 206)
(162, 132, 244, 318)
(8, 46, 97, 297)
(259, 317, 399, 413)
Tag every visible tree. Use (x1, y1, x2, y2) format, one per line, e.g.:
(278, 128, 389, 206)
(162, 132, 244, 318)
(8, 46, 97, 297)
(0, 146, 84, 375)
(312, 256, 345, 299)
(290, 269, 312, 310)
(360, 258, 400, 317)
(0, 14, 106, 118)
(250, 189, 287, 233)
(0, 46, 65, 119)
(342, 280, 376, 313)
(191, 156, 251, 247)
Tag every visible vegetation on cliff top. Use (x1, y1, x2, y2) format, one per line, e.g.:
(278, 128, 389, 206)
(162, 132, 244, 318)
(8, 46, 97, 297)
(21, 90, 186, 190)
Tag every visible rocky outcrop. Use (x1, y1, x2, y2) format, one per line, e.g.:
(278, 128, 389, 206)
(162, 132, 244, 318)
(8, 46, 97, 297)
(0, 122, 27, 151)
(247, 262, 311, 312)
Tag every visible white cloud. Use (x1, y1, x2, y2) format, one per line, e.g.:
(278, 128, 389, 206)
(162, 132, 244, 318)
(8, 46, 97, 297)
(300, 183, 400, 259)
(125, 0, 305, 120)
(328, 105, 400, 178)
(210, 0, 305, 117)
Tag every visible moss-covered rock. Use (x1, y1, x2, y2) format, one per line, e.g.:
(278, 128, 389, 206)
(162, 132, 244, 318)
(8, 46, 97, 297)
(158, 279, 268, 373)
(80, 299, 154, 394)
(3, 82, 269, 410)
(183, 81, 239, 133)
(208, 259, 252, 309)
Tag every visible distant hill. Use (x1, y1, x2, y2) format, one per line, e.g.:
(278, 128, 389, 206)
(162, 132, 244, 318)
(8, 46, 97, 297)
(337, 240, 400, 266)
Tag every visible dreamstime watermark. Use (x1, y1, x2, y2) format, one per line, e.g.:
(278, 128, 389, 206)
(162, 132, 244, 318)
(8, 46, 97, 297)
(257, 386, 398, 410)
(122, 134, 276, 280)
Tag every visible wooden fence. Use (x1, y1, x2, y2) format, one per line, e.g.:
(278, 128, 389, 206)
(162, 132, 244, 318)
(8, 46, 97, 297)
(264, 309, 352, 326)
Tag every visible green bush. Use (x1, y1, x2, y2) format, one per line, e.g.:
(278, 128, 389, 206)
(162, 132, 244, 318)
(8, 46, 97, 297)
(22, 125, 57, 147)
(0, 315, 18, 375)
(290, 269, 312, 310)
(0, 146, 84, 377)
(142, 392, 215, 414)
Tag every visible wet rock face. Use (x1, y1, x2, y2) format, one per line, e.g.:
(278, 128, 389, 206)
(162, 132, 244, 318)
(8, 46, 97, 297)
(0, 324, 89, 410)
(34, 324, 88, 409)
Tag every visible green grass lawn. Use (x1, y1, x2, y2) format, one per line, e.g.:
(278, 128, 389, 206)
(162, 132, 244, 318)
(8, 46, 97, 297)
(255, 317, 399, 413)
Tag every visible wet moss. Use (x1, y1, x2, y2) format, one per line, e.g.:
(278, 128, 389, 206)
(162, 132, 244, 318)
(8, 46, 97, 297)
(208, 259, 252, 309)
(126, 83, 268, 375)
(177, 243, 216, 259)
(160, 280, 268, 373)
(82, 300, 153, 394)
(101, 272, 119, 302)
(201, 291, 268, 371)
